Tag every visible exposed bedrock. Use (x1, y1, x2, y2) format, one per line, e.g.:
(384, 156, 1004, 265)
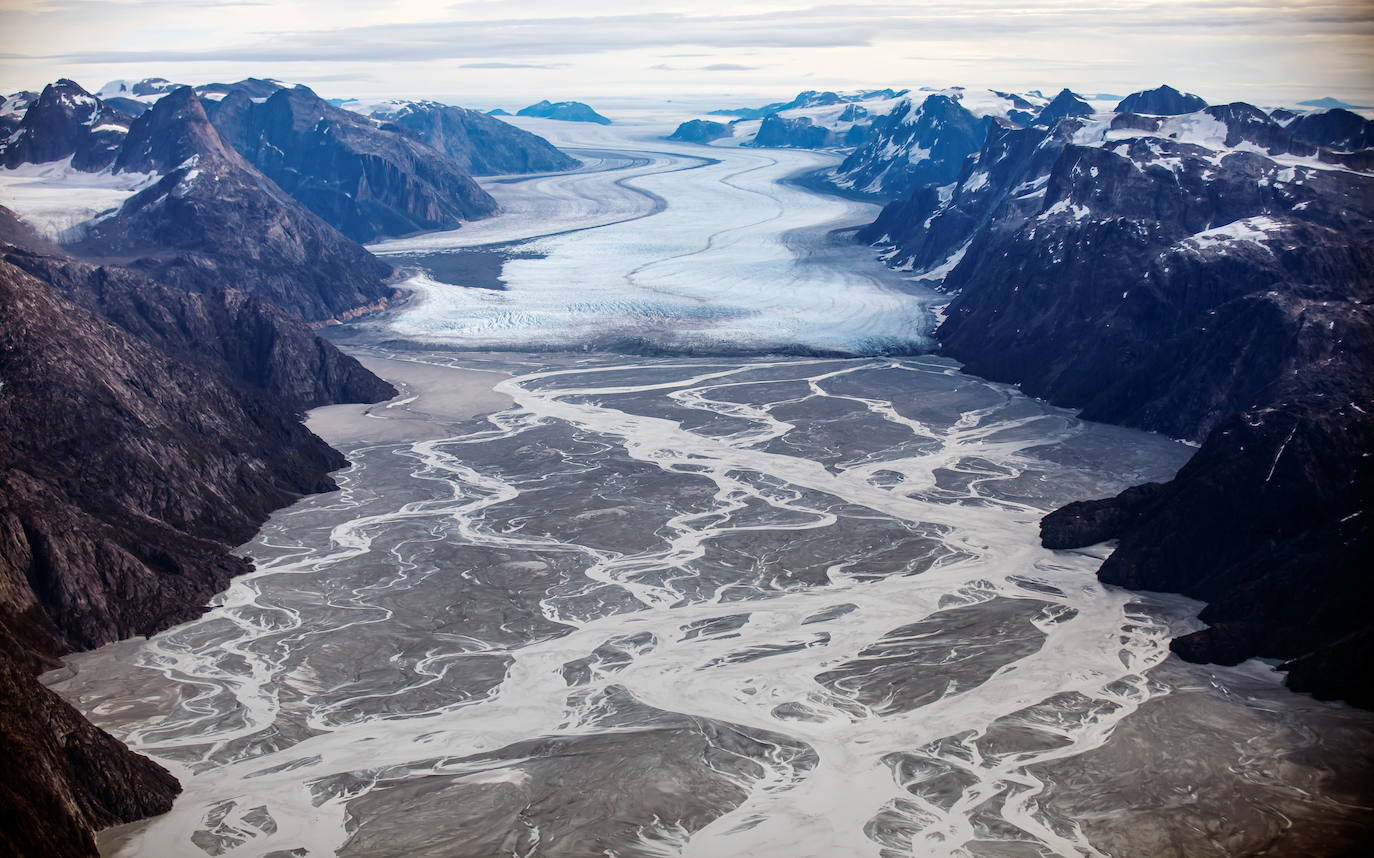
(0, 209, 397, 854)
(856, 102, 1374, 703)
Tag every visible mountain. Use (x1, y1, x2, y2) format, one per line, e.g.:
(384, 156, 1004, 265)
(1034, 88, 1093, 125)
(57, 86, 396, 321)
(0, 90, 38, 128)
(0, 207, 397, 855)
(195, 77, 285, 101)
(831, 93, 995, 198)
(1, 79, 131, 171)
(1296, 96, 1372, 110)
(203, 85, 498, 242)
(709, 88, 908, 120)
(708, 89, 912, 151)
(858, 99, 1374, 703)
(749, 114, 832, 148)
(516, 99, 611, 125)
(667, 119, 733, 144)
(94, 77, 183, 116)
(0, 80, 398, 322)
(349, 99, 578, 175)
(829, 87, 1050, 198)
(1114, 84, 1208, 115)
(1285, 108, 1374, 152)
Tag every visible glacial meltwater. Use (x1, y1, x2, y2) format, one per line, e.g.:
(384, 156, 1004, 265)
(48, 114, 1374, 858)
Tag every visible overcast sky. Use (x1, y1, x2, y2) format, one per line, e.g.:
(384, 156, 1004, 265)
(2, 0, 1372, 109)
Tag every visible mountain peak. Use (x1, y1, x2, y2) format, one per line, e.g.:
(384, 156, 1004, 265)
(1115, 85, 1208, 115)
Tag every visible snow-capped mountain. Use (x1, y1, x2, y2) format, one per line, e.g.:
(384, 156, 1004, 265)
(2, 79, 132, 172)
(829, 88, 1048, 197)
(855, 89, 1374, 701)
(94, 77, 185, 115)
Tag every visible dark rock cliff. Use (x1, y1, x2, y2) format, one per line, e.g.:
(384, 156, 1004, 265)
(749, 114, 832, 149)
(860, 101, 1374, 703)
(668, 119, 733, 144)
(1, 79, 131, 172)
(3, 245, 395, 411)
(1286, 107, 1374, 153)
(0, 623, 180, 858)
(68, 86, 396, 322)
(370, 101, 577, 176)
(205, 86, 498, 242)
(1114, 84, 1208, 115)
(0, 209, 396, 853)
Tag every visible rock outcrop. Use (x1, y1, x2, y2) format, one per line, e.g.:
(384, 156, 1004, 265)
(516, 99, 612, 125)
(667, 119, 733, 144)
(749, 114, 831, 148)
(1034, 88, 1093, 125)
(1286, 107, 1374, 153)
(1114, 84, 1208, 115)
(0, 623, 180, 858)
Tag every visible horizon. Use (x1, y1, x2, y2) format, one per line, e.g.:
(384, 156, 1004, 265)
(2, 0, 1373, 109)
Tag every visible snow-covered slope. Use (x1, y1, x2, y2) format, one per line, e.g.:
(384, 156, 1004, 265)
(830, 88, 1047, 198)
(672, 89, 911, 150)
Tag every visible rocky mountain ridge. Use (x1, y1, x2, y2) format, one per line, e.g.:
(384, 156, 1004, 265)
(0, 205, 397, 855)
(345, 98, 578, 176)
(855, 84, 1374, 704)
(204, 85, 498, 242)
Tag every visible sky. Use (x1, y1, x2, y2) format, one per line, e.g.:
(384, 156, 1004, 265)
(2, 0, 1372, 110)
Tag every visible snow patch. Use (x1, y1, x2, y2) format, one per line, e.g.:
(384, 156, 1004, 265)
(0, 157, 158, 240)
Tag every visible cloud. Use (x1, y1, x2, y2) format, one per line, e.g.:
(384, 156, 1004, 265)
(701, 63, 758, 71)
(458, 61, 570, 69)
(25, 2, 1374, 67)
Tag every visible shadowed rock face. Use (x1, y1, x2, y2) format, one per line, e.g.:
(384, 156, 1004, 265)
(0, 623, 180, 858)
(668, 119, 733, 144)
(369, 101, 577, 176)
(836, 95, 991, 198)
(1035, 88, 1093, 125)
(861, 103, 1374, 704)
(205, 86, 498, 242)
(3, 244, 395, 412)
(70, 87, 395, 322)
(1114, 84, 1208, 115)
(0, 254, 352, 650)
(516, 99, 612, 125)
(749, 114, 832, 148)
(1286, 107, 1374, 153)
(0, 210, 397, 854)
(1, 79, 131, 171)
